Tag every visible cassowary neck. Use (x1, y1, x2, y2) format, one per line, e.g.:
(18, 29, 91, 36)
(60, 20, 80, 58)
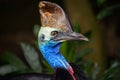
(39, 41, 76, 80)
(39, 42, 70, 70)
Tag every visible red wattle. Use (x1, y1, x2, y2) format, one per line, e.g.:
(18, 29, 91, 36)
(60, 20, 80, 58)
(68, 67, 76, 80)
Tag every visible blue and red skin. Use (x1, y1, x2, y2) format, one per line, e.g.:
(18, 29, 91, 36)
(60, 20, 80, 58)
(39, 41, 76, 80)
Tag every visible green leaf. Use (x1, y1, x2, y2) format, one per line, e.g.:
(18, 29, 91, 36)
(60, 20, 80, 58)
(0, 64, 18, 76)
(84, 31, 92, 41)
(1, 52, 27, 70)
(99, 62, 120, 80)
(75, 48, 93, 63)
(61, 42, 68, 58)
(21, 43, 42, 73)
(84, 61, 94, 78)
(32, 40, 39, 49)
(97, 9, 112, 20)
(33, 25, 40, 36)
(97, 0, 106, 6)
(73, 24, 81, 32)
(41, 60, 53, 74)
(97, 4, 120, 20)
(92, 63, 100, 80)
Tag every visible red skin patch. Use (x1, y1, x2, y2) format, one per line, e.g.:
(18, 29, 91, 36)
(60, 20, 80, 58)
(68, 67, 76, 80)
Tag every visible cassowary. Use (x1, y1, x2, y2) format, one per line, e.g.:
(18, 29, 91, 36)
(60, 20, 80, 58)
(1, 1, 89, 80)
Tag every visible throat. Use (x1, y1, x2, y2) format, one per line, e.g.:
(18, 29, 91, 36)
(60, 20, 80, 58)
(39, 42, 75, 80)
(39, 42, 69, 69)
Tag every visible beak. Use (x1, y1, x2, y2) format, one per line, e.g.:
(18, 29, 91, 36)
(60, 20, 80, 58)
(53, 32, 89, 42)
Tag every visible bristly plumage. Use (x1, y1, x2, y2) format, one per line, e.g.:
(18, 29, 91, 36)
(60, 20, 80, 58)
(55, 63, 89, 80)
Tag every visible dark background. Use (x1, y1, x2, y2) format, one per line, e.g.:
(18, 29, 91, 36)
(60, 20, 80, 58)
(0, 0, 40, 56)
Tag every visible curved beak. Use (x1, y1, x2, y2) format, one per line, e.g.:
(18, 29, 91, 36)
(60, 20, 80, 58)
(53, 32, 88, 42)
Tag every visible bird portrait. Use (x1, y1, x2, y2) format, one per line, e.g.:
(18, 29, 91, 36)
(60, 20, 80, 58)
(38, 1, 88, 80)
(1, 1, 89, 80)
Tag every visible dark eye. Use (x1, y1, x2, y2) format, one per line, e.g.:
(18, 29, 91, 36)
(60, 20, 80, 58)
(51, 31, 58, 37)
(40, 34, 45, 40)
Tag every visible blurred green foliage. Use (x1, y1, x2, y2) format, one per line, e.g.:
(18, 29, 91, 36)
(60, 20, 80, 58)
(0, 43, 42, 75)
(97, 4, 120, 20)
(96, 0, 106, 6)
(96, 0, 120, 20)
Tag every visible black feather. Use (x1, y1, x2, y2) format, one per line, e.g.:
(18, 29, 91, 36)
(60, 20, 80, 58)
(55, 63, 89, 80)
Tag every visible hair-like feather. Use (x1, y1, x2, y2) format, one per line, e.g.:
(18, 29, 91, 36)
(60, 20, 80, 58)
(55, 63, 88, 80)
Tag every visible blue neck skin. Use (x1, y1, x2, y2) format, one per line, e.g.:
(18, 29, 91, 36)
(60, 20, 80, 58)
(39, 41, 71, 71)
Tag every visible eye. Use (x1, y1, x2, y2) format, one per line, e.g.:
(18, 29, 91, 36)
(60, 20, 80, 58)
(51, 31, 58, 37)
(40, 34, 45, 40)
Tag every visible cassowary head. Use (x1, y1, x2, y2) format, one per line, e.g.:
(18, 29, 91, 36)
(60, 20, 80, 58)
(38, 1, 88, 46)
